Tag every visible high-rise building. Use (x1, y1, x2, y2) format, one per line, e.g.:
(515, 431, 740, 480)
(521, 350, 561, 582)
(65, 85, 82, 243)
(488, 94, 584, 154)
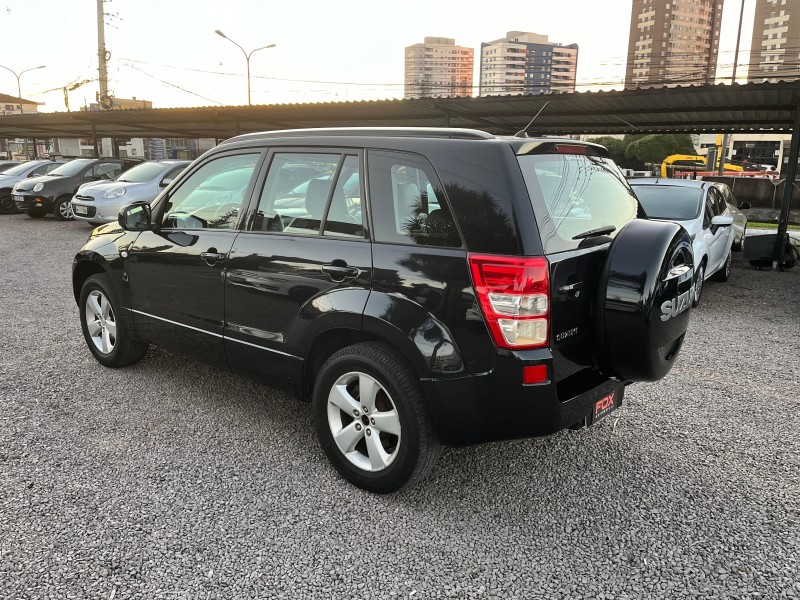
(404, 37, 474, 99)
(625, 0, 724, 88)
(479, 32, 578, 96)
(747, 0, 800, 82)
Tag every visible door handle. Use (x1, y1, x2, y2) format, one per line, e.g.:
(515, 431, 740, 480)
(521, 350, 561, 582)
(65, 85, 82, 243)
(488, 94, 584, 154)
(200, 249, 226, 262)
(321, 262, 360, 281)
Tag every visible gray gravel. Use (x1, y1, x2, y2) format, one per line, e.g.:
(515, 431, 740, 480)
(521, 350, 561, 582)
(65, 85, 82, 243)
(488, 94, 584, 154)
(1, 213, 798, 599)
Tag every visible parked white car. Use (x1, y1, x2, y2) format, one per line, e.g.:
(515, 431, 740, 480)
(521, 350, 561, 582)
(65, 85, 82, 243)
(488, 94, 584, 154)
(71, 159, 190, 225)
(629, 178, 735, 306)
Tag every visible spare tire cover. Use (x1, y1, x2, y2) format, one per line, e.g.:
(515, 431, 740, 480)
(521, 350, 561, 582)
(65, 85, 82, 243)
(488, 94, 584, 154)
(596, 219, 694, 382)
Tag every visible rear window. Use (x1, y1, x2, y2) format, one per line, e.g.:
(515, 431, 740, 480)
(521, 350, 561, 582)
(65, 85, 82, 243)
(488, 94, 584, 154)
(632, 185, 702, 221)
(518, 154, 638, 254)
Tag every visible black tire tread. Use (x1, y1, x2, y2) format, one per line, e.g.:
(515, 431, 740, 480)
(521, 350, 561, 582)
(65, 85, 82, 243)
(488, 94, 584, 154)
(314, 342, 440, 493)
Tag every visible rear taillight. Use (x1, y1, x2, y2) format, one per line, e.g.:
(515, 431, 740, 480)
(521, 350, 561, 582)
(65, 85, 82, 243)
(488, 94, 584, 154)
(468, 254, 550, 349)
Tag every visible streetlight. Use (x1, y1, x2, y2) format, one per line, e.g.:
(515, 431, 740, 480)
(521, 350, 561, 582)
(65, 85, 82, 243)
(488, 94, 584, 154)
(0, 64, 46, 113)
(215, 30, 275, 106)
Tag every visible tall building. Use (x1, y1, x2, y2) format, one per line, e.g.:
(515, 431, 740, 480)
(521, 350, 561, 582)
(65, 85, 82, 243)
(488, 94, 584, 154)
(747, 0, 800, 83)
(625, 0, 724, 89)
(404, 37, 474, 99)
(479, 32, 578, 96)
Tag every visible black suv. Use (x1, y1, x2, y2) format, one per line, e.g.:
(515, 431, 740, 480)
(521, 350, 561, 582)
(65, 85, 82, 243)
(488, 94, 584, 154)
(72, 128, 694, 492)
(14, 157, 142, 220)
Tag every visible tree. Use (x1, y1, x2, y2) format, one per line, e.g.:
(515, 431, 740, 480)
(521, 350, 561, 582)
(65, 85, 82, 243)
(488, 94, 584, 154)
(624, 134, 696, 167)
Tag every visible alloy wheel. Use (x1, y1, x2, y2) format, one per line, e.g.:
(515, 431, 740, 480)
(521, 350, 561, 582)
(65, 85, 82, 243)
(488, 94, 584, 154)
(326, 371, 401, 472)
(84, 290, 117, 354)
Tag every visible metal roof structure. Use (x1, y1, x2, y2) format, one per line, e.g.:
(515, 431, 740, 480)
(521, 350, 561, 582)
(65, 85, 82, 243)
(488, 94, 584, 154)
(2, 80, 800, 140)
(1, 79, 798, 270)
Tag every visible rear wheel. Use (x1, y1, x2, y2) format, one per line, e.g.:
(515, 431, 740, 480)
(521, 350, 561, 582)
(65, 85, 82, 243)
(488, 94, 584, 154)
(0, 191, 17, 214)
(313, 342, 439, 493)
(54, 196, 74, 221)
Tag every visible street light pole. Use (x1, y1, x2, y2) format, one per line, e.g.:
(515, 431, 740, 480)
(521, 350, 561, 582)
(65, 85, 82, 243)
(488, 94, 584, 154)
(0, 64, 46, 113)
(215, 30, 275, 105)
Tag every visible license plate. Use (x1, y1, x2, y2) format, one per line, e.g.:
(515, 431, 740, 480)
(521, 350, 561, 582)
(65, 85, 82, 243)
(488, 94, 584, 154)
(73, 205, 88, 215)
(13, 194, 22, 202)
(591, 389, 618, 425)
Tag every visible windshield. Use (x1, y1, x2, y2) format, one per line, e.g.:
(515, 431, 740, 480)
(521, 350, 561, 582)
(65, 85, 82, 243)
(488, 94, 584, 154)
(1, 162, 40, 176)
(117, 162, 170, 183)
(517, 154, 639, 254)
(632, 185, 703, 221)
(50, 159, 94, 177)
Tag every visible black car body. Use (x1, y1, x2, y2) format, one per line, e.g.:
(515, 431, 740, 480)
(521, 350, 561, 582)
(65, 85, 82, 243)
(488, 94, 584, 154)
(72, 128, 694, 492)
(0, 158, 68, 214)
(14, 157, 142, 220)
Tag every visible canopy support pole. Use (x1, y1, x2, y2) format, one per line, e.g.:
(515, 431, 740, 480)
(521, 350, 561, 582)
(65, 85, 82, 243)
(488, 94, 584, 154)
(773, 102, 800, 270)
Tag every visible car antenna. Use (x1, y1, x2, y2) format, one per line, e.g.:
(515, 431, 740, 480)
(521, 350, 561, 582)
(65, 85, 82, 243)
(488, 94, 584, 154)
(514, 101, 549, 138)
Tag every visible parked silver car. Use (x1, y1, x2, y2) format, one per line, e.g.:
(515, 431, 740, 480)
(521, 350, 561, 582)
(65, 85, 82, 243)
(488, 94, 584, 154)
(0, 158, 69, 214)
(71, 159, 190, 224)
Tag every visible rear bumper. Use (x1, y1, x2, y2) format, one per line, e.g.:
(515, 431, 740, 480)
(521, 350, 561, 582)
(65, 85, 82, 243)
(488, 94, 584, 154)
(422, 351, 626, 446)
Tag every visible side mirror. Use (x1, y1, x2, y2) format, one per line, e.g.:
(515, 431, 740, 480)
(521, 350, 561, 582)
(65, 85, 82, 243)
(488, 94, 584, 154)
(738, 201, 752, 210)
(711, 215, 733, 228)
(159, 178, 173, 188)
(118, 201, 152, 231)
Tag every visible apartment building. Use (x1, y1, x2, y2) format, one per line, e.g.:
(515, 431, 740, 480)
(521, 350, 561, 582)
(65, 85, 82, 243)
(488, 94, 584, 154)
(747, 0, 800, 82)
(625, 0, 724, 88)
(404, 37, 474, 99)
(479, 32, 578, 96)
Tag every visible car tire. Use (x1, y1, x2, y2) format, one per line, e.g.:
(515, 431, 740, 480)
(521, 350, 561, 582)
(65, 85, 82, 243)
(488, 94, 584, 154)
(54, 196, 74, 221)
(712, 250, 732, 282)
(0, 191, 18, 215)
(26, 209, 46, 219)
(79, 274, 149, 368)
(692, 261, 706, 307)
(312, 342, 440, 493)
(596, 219, 694, 382)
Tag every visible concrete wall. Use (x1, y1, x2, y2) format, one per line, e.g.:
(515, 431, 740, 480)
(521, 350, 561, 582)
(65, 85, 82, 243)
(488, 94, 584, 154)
(702, 176, 799, 224)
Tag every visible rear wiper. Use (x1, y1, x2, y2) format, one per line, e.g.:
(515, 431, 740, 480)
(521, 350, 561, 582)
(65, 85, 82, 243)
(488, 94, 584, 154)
(572, 225, 616, 240)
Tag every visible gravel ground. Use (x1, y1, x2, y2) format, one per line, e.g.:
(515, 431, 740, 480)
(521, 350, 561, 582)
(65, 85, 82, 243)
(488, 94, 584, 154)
(1, 213, 798, 600)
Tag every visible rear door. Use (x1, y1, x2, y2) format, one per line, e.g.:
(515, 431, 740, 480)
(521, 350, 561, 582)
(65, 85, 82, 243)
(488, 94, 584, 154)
(516, 150, 639, 384)
(223, 149, 372, 389)
(704, 186, 730, 273)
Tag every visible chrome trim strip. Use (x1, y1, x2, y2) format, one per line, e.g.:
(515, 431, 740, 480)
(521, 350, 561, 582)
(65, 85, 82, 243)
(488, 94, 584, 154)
(131, 309, 223, 338)
(131, 309, 301, 360)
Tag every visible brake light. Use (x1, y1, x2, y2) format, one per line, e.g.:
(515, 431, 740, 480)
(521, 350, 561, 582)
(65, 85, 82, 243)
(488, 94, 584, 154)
(555, 144, 588, 155)
(468, 254, 550, 349)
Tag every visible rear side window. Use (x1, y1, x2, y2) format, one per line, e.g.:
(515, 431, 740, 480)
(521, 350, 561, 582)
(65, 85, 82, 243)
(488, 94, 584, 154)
(367, 150, 461, 248)
(518, 154, 638, 254)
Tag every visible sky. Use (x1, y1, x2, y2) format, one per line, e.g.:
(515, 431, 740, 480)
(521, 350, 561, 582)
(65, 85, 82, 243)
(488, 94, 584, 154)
(0, 0, 758, 112)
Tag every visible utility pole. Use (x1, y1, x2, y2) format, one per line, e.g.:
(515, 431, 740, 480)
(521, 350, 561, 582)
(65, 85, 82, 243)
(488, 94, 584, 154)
(717, 0, 745, 175)
(97, 0, 109, 106)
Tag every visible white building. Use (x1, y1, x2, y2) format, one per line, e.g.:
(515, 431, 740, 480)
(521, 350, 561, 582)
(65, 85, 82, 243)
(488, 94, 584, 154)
(404, 37, 474, 99)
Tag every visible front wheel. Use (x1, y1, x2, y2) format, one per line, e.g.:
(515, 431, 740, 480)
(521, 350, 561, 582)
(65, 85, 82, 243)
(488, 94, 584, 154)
(54, 196, 74, 221)
(693, 262, 706, 307)
(0, 192, 17, 214)
(712, 250, 732, 282)
(79, 274, 149, 367)
(313, 342, 440, 493)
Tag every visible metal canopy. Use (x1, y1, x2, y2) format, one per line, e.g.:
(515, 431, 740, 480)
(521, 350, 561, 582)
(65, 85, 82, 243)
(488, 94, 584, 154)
(2, 80, 800, 140)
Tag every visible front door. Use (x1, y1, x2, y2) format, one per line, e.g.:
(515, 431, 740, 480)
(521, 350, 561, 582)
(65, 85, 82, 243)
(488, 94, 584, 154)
(125, 152, 263, 369)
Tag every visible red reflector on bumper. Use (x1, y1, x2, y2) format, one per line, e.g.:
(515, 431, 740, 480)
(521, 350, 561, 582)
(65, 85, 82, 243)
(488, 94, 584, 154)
(522, 364, 548, 385)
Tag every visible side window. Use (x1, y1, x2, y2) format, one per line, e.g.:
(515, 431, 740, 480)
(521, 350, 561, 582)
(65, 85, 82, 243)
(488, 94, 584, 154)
(31, 164, 51, 176)
(367, 150, 461, 248)
(323, 156, 363, 238)
(707, 187, 724, 216)
(162, 153, 259, 230)
(703, 193, 715, 228)
(84, 162, 121, 181)
(45, 163, 62, 174)
(253, 153, 343, 236)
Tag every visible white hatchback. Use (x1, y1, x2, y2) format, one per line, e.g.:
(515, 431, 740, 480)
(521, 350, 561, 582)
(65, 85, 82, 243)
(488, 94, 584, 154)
(630, 178, 735, 306)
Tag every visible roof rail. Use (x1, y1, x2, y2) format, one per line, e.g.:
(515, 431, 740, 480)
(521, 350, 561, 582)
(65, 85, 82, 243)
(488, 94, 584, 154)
(222, 127, 495, 145)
